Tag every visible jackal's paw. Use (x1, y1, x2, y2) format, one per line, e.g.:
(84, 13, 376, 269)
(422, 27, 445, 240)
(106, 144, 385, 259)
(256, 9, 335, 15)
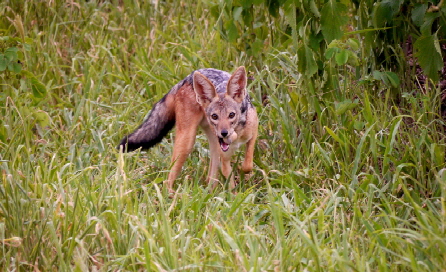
(241, 162, 253, 173)
(162, 181, 177, 198)
(162, 188, 175, 199)
(206, 177, 221, 191)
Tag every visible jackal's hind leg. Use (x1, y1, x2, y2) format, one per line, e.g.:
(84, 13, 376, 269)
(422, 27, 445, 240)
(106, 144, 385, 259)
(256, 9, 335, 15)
(242, 137, 256, 173)
(165, 84, 203, 194)
(165, 127, 197, 194)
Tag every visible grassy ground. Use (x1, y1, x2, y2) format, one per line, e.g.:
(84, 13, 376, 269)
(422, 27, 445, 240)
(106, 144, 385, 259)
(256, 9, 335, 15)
(1, 1, 445, 271)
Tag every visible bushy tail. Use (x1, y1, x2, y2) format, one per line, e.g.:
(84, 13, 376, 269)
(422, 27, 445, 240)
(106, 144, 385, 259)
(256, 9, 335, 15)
(119, 95, 175, 152)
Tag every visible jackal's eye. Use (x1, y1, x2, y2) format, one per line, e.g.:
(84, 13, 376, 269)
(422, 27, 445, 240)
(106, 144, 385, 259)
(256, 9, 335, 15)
(211, 113, 218, 120)
(228, 112, 235, 118)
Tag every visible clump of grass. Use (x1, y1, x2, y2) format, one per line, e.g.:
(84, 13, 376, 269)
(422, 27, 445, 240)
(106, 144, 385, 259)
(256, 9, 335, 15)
(1, 0, 445, 271)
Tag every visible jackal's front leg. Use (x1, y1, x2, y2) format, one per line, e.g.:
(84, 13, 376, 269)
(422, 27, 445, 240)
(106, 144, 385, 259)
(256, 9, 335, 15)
(242, 136, 256, 173)
(203, 126, 221, 190)
(242, 109, 258, 173)
(221, 151, 236, 190)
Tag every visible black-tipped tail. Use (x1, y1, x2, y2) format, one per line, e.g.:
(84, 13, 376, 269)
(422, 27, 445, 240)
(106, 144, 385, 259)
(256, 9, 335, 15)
(118, 96, 175, 152)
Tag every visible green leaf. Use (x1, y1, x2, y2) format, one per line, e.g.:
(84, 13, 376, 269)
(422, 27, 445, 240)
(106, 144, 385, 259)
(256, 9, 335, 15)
(240, 0, 253, 9)
(373, 1, 394, 28)
(308, 32, 322, 51)
(347, 38, 359, 51)
(225, 20, 239, 43)
(20, 69, 34, 77)
(373, 0, 402, 28)
(373, 70, 384, 82)
(335, 99, 358, 115)
(284, 2, 296, 38)
(324, 126, 345, 146)
(320, 1, 348, 43)
(420, 12, 440, 35)
(5, 50, 18, 62)
(7, 63, 15, 72)
(9, 62, 22, 74)
(297, 44, 318, 77)
(309, 0, 321, 18)
(210, 5, 220, 18)
(354, 120, 365, 131)
(242, 8, 254, 26)
(414, 33, 442, 82)
(5, 47, 19, 53)
(233, 6, 243, 22)
(0, 54, 6, 71)
(411, 3, 427, 27)
(17, 50, 24, 61)
(251, 38, 263, 55)
(325, 47, 339, 59)
(347, 50, 359, 66)
(33, 111, 51, 128)
(335, 49, 349, 65)
(373, 70, 400, 87)
(373, 71, 392, 86)
(31, 76, 48, 99)
(383, 71, 400, 87)
(23, 43, 32, 51)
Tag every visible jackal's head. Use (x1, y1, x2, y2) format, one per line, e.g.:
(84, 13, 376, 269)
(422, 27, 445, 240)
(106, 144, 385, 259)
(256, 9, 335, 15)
(193, 66, 247, 152)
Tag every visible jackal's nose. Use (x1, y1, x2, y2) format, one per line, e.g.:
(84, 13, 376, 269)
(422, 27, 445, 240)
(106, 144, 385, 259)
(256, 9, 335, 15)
(221, 129, 228, 138)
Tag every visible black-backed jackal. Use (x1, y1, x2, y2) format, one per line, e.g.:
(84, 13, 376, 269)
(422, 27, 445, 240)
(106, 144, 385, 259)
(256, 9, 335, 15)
(119, 66, 258, 193)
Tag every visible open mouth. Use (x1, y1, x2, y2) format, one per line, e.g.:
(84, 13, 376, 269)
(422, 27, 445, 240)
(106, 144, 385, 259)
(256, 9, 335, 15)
(218, 137, 230, 152)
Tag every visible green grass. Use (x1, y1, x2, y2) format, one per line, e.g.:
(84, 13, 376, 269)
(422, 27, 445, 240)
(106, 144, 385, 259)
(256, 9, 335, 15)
(1, 0, 445, 271)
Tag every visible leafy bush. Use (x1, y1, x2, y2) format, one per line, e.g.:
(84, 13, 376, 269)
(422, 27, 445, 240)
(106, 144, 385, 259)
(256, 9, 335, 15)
(0, 36, 46, 100)
(0, 37, 23, 74)
(211, 0, 445, 85)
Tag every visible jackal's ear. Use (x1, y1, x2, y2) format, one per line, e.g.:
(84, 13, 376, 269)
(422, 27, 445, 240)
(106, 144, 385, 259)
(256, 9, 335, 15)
(227, 66, 247, 103)
(193, 71, 217, 107)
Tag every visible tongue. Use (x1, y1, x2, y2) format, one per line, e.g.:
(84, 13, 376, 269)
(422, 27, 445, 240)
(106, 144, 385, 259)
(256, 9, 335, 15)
(220, 140, 230, 152)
